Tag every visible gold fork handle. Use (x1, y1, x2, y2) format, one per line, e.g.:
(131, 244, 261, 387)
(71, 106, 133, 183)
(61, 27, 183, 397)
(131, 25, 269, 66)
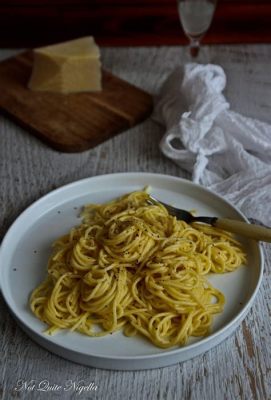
(214, 218, 271, 242)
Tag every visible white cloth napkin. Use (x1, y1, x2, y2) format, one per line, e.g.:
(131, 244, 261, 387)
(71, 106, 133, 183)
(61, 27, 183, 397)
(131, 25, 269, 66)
(154, 63, 271, 225)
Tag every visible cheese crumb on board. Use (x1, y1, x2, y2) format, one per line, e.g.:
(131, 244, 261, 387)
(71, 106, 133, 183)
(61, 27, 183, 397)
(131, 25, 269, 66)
(28, 36, 102, 93)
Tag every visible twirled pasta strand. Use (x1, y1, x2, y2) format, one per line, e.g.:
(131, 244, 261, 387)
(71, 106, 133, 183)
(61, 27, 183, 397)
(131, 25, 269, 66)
(30, 190, 246, 348)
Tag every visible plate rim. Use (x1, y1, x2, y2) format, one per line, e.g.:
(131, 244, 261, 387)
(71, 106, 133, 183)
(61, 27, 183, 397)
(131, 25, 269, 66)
(0, 172, 264, 365)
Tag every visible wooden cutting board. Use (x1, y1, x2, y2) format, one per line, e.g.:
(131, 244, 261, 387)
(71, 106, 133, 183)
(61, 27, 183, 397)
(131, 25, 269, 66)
(0, 51, 153, 152)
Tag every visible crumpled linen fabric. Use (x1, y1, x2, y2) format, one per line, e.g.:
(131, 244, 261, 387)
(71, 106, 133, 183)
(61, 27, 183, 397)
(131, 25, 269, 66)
(153, 63, 271, 225)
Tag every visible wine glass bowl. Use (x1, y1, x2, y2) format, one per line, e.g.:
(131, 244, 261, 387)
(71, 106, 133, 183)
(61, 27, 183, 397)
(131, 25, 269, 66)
(178, 0, 217, 57)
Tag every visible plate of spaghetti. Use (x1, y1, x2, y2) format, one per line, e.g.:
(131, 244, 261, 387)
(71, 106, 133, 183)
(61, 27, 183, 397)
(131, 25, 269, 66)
(0, 173, 263, 370)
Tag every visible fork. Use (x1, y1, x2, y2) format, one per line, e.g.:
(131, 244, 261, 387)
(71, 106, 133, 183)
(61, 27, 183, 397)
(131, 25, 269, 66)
(148, 195, 271, 242)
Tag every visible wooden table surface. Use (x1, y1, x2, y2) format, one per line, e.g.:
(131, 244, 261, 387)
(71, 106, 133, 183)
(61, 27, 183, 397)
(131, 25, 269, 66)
(1, 45, 271, 400)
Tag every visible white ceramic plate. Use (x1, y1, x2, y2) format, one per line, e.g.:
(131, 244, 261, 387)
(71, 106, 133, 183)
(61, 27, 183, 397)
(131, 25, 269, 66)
(0, 173, 263, 370)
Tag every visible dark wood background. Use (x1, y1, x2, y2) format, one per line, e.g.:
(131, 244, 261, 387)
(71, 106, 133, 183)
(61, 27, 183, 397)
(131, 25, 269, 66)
(0, 0, 271, 47)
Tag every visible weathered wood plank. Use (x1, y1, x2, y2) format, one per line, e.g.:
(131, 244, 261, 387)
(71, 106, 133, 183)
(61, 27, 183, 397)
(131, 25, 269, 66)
(0, 45, 270, 400)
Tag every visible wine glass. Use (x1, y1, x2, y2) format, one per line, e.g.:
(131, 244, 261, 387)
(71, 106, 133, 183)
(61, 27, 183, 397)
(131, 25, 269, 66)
(178, 0, 217, 57)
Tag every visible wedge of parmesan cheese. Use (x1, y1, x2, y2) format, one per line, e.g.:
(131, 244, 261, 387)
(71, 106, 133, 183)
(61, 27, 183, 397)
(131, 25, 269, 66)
(28, 36, 102, 93)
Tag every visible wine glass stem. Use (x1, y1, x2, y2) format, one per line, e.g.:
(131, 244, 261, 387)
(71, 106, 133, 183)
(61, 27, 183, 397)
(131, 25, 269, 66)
(189, 38, 200, 58)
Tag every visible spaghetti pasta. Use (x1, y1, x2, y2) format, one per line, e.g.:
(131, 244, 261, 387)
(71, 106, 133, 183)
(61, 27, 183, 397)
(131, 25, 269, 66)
(30, 189, 246, 348)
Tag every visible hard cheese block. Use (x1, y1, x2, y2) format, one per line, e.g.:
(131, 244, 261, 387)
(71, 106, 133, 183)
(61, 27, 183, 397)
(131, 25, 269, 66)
(0, 51, 153, 152)
(28, 36, 102, 93)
